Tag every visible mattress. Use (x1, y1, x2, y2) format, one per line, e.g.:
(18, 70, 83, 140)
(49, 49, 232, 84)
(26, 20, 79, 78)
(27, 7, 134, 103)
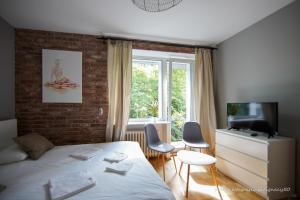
(0, 141, 175, 200)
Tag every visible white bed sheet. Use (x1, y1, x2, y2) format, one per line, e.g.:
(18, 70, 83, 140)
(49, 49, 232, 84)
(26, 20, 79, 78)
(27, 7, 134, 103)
(0, 141, 175, 200)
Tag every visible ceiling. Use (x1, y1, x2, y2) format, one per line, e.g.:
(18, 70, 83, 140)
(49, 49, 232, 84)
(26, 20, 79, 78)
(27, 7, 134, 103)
(0, 0, 294, 46)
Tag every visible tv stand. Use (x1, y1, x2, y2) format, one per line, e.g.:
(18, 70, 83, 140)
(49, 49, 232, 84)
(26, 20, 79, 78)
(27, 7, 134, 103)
(215, 129, 295, 200)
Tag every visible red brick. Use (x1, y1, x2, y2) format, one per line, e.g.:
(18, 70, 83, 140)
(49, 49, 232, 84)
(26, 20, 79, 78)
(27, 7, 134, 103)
(15, 29, 108, 145)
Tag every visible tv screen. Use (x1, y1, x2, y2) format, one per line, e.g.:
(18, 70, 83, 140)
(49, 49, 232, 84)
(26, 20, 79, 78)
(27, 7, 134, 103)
(227, 102, 278, 136)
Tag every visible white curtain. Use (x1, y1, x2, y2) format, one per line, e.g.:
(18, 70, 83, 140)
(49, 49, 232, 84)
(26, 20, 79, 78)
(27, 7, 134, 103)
(193, 48, 217, 152)
(106, 40, 132, 142)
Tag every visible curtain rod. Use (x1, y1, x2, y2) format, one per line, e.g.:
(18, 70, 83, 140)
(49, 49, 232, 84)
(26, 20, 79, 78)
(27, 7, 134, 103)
(97, 36, 217, 50)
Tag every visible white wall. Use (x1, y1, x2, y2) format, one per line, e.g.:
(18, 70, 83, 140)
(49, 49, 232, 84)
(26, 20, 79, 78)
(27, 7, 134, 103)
(214, 1, 300, 195)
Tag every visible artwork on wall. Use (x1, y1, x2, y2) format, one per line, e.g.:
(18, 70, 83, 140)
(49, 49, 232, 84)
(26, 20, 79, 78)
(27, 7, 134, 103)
(42, 49, 82, 103)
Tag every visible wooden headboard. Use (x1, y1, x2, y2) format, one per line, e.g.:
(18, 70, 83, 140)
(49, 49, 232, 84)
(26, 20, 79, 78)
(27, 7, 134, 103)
(0, 119, 17, 149)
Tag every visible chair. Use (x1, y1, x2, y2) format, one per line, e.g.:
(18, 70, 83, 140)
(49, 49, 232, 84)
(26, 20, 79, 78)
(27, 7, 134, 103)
(144, 123, 177, 181)
(182, 121, 210, 153)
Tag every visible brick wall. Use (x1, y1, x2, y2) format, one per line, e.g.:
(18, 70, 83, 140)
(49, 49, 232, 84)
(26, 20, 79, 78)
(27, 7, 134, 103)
(15, 29, 108, 145)
(15, 29, 195, 145)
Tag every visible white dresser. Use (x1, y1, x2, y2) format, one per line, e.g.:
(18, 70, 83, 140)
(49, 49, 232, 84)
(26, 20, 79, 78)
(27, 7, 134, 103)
(215, 129, 295, 200)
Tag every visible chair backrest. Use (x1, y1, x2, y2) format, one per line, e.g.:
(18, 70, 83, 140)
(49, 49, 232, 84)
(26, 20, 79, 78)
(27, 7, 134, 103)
(144, 124, 161, 147)
(183, 121, 204, 143)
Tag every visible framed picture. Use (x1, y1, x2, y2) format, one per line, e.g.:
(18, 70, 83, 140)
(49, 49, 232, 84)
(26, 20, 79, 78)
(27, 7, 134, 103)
(42, 49, 82, 103)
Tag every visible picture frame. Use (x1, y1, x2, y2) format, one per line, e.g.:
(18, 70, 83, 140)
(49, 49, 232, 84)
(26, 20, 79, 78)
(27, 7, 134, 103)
(42, 49, 82, 103)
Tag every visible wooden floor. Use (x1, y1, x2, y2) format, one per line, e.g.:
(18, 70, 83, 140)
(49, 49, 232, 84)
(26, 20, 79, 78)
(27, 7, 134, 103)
(149, 156, 265, 200)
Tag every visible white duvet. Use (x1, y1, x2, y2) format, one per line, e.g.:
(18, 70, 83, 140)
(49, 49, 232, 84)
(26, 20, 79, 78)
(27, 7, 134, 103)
(0, 141, 175, 200)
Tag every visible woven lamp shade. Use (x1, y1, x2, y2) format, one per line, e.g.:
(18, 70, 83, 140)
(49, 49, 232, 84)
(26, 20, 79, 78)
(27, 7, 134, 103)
(132, 0, 183, 12)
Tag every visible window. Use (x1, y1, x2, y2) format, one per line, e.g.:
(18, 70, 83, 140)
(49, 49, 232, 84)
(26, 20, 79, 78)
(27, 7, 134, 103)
(130, 50, 195, 141)
(130, 60, 161, 120)
(170, 62, 191, 141)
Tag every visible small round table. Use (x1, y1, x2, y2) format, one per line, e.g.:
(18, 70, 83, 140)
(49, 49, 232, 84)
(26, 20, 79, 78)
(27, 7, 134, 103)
(177, 150, 222, 199)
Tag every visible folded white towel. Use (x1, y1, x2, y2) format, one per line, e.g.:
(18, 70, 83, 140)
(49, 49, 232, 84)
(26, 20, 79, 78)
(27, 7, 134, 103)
(104, 151, 128, 163)
(70, 148, 102, 160)
(48, 171, 96, 200)
(105, 161, 133, 175)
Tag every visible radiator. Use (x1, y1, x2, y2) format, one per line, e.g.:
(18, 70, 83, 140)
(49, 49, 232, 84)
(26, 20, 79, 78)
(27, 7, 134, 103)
(125, 130, 157, 157)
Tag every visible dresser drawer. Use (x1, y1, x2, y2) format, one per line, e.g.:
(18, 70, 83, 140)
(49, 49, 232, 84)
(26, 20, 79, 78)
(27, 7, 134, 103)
(216, 144, 268, 178)
(216, 131, 268, 161)
(216, 156, 267, 199)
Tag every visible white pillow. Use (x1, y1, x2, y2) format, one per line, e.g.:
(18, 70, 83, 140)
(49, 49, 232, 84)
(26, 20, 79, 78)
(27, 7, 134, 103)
(0, 144, 28, 165)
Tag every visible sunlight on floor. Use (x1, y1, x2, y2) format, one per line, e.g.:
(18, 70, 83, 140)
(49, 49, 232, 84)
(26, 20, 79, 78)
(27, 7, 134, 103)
(150, 156, 265, 200)
(189, 176, 230, 200)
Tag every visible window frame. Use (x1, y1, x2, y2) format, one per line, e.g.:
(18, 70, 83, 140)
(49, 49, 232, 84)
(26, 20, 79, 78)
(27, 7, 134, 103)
(168, 60, 194, 122)
(129, 55, 195, 123)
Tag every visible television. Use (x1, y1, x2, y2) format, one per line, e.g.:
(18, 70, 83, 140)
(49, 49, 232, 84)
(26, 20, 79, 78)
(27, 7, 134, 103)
(227, 102, 278, 137)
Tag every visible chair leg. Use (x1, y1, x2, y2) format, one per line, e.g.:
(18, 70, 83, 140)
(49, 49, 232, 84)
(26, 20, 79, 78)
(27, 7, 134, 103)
(172, 155, 177, 173)
(156, 152, 160, 168)
(146, 148, 149, 159)
(205, 147, 211, 155)
(210, 165, 223, 200)
(186, 164, 190, 198)
(179, 162, 183, 174)
(162, 154, 165, 181)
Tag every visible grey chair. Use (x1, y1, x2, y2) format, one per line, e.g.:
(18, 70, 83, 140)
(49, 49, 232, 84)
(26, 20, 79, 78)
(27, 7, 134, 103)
(144, 123, 177, 181)
(182, 121, 210, 153)
(179, 121, 211, 174)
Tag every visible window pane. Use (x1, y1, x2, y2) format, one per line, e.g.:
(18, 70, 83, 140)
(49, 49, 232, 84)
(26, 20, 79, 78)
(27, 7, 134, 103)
(171, 62, 189, 141)
(130, 60, 159, 119)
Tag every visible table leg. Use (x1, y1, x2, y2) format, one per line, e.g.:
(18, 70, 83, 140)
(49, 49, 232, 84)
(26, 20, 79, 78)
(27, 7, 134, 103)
(172, 155, 177, 173)
(210, 165, 223, 200)
(179, 162, 183, 174)
(186, 164, 190, 198)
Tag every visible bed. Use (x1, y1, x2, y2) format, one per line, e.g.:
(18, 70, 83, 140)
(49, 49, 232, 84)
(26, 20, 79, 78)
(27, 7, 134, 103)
(0, 120, 175, 200)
